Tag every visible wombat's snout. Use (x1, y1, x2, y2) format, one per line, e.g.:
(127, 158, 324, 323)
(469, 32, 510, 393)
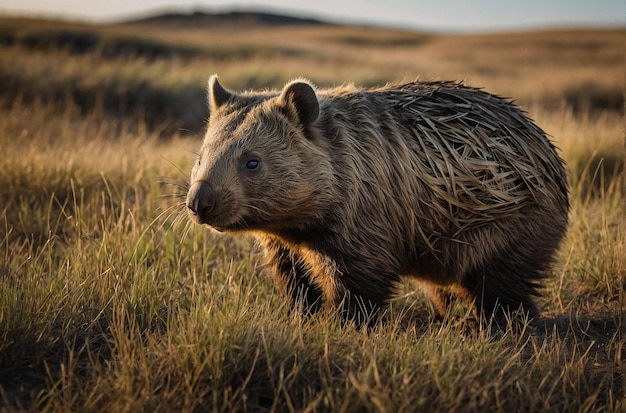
(186, 181, 215, 224)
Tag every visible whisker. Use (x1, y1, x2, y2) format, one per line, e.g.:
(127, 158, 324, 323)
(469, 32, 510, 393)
(159, 177, 189, 191)
(160, 155, 192, 178)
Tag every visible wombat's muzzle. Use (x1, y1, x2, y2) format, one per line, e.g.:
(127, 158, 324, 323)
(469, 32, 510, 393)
(186, 181, 216, 224)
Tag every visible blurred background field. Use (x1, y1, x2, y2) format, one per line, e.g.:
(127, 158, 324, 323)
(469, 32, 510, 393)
(0, 15, 622, 133)
(0, 9, 623, 412)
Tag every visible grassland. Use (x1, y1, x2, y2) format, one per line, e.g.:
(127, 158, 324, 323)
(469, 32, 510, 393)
(0, 15, 623, 412)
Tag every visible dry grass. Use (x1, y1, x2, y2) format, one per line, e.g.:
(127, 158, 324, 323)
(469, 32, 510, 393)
(0, 16, 623, 412)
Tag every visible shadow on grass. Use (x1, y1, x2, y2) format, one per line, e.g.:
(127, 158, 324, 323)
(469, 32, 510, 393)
(0, 310, 113, 409)
(389, 293, 624, 406)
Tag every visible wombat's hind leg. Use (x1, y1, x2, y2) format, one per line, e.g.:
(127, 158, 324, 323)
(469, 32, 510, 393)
(420, 284, 455, 320)
(465, 216, 567, 324)
(462, 251, 544, 323)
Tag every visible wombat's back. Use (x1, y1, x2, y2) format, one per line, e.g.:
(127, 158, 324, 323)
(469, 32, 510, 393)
(319, 81, 568, 219)
(317, 81, 568, 230)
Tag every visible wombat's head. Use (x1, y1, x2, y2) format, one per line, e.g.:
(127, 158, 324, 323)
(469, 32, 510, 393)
(186, 75, 333, 233)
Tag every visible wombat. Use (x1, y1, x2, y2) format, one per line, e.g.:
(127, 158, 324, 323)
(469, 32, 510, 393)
(186, 75, 569, 325)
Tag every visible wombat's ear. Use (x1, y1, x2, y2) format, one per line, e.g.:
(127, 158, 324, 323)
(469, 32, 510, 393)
(278, 80, 319, 126)
(208, 75, 232, 111)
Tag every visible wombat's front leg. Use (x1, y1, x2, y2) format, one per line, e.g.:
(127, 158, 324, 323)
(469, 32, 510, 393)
(337, 274, 397, 327)
(338, 291, 384, 328)
(262, 239, 323, 315)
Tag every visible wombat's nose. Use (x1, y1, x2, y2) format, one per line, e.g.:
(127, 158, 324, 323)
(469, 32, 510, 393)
(186, 181, 215, 222)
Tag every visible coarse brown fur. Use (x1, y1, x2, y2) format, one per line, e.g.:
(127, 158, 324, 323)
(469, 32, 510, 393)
(186, 75, 569, 326)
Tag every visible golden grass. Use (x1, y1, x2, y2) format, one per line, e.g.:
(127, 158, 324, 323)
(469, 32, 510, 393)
(0, 17, 623, 412)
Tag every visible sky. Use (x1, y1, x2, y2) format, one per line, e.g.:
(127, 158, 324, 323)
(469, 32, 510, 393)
(0, 0, 622, 32)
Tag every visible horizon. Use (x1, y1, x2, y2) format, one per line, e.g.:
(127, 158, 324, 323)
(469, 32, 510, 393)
(0, 0, 622, 33)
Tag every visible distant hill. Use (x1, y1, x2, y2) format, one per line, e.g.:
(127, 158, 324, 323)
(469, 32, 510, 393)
(123, 10, 327, 29)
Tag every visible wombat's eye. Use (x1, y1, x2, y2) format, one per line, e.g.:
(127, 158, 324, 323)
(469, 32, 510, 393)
(245, 158, 260, 172)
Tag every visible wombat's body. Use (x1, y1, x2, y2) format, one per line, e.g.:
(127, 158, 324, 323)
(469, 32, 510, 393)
(186, 76, 569, 324)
